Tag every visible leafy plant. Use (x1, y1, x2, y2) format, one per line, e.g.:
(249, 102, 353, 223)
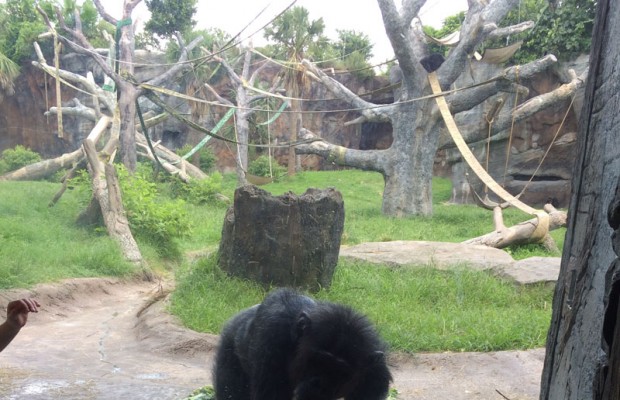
(487, 0, 594, 63)
(423, 12, 466, 57)
(182, 386, 216, 400)
(169, 173, 225, 205)
(248, 155, 286, 180)
(176, 144, 216, 172)
(144, 0, 197, 38)
(0, 145, 41, 174)
(424, 1, 594, 64)
(0, 0, 112, 64)
(116, 164, 191, 258)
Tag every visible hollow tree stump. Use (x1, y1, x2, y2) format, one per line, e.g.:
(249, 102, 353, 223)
(217, 185, 345, 292)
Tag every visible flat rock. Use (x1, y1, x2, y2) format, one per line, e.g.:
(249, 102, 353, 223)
(497, 256, 561, 285)
(339, 241, 561, 285)
(339, 241, 515, 271)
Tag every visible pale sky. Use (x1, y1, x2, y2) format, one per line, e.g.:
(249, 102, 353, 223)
(109, 0, 469, 64)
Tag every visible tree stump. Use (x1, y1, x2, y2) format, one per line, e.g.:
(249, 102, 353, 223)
(217, 185, 345, 292)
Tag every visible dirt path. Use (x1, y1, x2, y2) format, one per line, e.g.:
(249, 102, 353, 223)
(0, 278, 544, 399)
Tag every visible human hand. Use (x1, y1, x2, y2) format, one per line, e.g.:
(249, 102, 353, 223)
(6, 299, 40, 330)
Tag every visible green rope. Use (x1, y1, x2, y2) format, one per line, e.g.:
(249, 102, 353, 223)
(182, 107, 236, 160)
(257, 101, 289, 126)
(143, 89, 318, 149)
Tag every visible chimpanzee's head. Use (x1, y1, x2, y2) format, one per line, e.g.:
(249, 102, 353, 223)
(289, 303, 390, 400)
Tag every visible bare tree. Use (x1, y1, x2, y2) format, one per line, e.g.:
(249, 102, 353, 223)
(296, 0, 586, 217)
(24, 1, 204, 265)
(204, 47, 281, 186)
(41, 0, 202, 172)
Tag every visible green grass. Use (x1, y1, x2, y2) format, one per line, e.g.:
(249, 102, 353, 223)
(1, 170, 563, 352)
(171, 255, 553, 353)
(0, 181, 136, 289)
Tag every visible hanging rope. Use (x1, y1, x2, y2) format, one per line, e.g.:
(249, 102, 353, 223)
(136, 100, 165, 173)
(518, 96, 576, 198)
(114, 18, 133, 75)
(503, 66, 520, 186)
(483, 97, 505, 194)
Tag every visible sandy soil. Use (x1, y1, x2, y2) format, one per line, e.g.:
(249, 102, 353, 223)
(0, 278, 544, 399)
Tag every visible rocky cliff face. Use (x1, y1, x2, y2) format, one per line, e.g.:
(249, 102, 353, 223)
(0, 50, 585, 208)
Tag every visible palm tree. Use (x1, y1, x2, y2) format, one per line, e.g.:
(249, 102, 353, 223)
(0, 51, 19, 100)
(264, 6, 325, 176)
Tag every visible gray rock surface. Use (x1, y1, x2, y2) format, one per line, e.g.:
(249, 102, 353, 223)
(498, 256, 561, 285)
(340, 240, 560, 284)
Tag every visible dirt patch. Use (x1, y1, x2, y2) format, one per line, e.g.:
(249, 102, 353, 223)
(0, 278, 543, 399)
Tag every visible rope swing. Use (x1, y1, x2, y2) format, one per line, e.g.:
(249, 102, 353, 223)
(421, 55, 550, 242)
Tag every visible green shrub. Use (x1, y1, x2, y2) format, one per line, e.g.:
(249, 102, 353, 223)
(0, 145, 41, 174)
(176, 144, 217, 172)
(116, 164, 191, 257)
(248, 155, 286, 180)
(170, 173, 224, 205)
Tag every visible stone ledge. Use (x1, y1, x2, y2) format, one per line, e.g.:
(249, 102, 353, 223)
(339, 241, 560, 285)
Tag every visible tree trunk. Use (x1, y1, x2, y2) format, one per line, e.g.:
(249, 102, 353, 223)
(119, 81, 138, 172)
(381, 103, 438, 216)
(82, 119, 142, 265)
(540, 1, 620, 398)
(288, 97, 300, 176)
(235, 104, 250, 186)
(0, 148, 84, 181)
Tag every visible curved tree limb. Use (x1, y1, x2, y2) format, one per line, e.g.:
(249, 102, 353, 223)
(490, 68, 587, 135)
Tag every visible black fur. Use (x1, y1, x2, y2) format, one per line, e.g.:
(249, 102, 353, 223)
(213, 288, 392, 400)
(420, 53, 445, 73)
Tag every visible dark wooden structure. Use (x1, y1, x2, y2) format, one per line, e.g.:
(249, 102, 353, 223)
(540, 1, 620, 398)
(217, 185, 345, 292)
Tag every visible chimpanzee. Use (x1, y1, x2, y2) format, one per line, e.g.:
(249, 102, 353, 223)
(213, 288, 392, 400)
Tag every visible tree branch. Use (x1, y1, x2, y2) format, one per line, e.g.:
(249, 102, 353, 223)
(92, 0, 118, 25)
(443, 55, 557, 118)
(142, 36, 203, 93)
(377, 0, 427, 94)
(32, 42, 116, 113)
(295, 129, 385, 172)
(301, 59, 393, 124)
(204, 83, 233, 106)
(401, 0, 425, 27)
(487, 21, 535, 41)
(37, 5, 119, 84)
(491, 68, 587, 134)
(210, 51, 243, 87)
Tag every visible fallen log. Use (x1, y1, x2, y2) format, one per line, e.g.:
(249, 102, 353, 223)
(463, 203, 567, 250)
